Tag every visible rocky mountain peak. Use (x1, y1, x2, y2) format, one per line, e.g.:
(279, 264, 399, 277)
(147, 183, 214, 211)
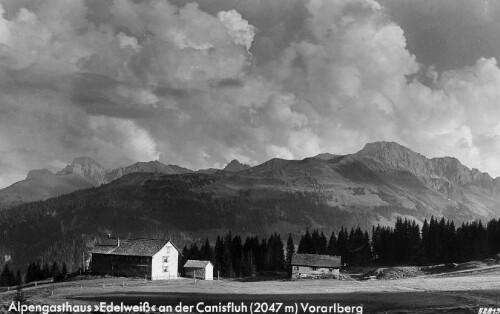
(354, 141, 431, 175)
(57, 156, 108, 185)
(223, 159, 251, 172)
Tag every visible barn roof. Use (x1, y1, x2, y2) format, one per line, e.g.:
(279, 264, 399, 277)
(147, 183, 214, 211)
(291, 253, 341, 268)
(98, 238, 119, 246)
(91, 238, 179, 257)
(184, 260, 212, 268)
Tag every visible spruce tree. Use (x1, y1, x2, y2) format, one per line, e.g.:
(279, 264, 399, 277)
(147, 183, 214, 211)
(231, 236, 243, 277)
(42, 263, 50, 280)
(318, 232, 328, 254)
(271, 233, 285, 271)
(51, 262, 61, 279)
(285, 234, 295, 278)
(337, 227, 349, 266)
(0, 263, 12, 286)
(25, 263, 34, 284)
(214, 236, 224, 277)
(201, 239, 213, 261)
(180, 246, 189, 277)
(327, 231, 338, 256)
(298, 229, 312, 254)
(61, 263, 68, 280)
(16, 270, 22, 286)
(188, 244, 201, 260)
(223, 232, 234, 277)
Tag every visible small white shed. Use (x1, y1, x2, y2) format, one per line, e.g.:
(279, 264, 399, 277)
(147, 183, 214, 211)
(184, 260, 213, 280)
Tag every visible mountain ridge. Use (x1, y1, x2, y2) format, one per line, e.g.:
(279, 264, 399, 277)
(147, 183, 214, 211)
(2, 141, 500, 270)
(1, 141, 499, 212)
(352, 141, 498, 188)
(0, 158, 196, 210)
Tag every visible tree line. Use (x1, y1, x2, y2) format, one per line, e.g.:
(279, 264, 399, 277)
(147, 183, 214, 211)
(3, 216, 500, 285)
(181, 216, 500, 278)
(295, 217, 500, 266)
(0, 261, 69, 287)
(180, 232, 285, 278)
(372, 217, 499, 265)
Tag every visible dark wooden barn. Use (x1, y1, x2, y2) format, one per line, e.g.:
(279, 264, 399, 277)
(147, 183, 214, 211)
(291, 253, 341, 279)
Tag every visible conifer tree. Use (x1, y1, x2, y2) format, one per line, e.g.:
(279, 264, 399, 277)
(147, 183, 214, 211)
(258, 238, 268, 271)
(223, 232, 234, 277)
(297, 229, 311, 254)
(327, 231, 338, 256)
(318, 232, 328, 254)
(180, 246, 189, 277)
(42, 263, 50, 279)
(213, 236, 224, 276)
(201, 239, 213, 260)
(285, 233, 294, 278)
(337, 227, 349, 265)
(231, 236, 243, 277)
(50, 262, 60, 278)
(0, 263, 15, 286)
(61, 263, 68, 280)
(188, 243, 201, 260)
(16, 270, 22, 286)
(268, 233, 284, 271)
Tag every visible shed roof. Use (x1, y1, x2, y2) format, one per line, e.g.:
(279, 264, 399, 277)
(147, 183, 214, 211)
(91, 238, 178, 257)
(184, 260, 212, 268)
(291, 253, 341, 268)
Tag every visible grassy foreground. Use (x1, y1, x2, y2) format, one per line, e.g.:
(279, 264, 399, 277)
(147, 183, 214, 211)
(1, 265, 500, 313)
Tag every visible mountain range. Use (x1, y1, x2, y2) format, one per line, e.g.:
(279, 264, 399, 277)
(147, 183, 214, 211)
(0, 157, 251, 210)
(1, 141, 500, 270)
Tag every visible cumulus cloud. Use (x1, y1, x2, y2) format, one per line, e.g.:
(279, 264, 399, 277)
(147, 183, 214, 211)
(217, 10, 255, 52)
(1, 0, 500, 188)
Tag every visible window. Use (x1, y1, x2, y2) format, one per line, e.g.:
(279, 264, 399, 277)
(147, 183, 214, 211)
(163, 256, 169, 263)
(166, 247, 171, 254)
(294, 266, 299, 270)
(163, 266, 169, 273)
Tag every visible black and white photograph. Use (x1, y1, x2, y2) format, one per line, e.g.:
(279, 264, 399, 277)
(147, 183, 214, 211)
(1, 0, 500, 313)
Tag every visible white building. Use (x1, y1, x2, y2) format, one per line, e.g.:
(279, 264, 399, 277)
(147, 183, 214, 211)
(183, 260, 214, 280)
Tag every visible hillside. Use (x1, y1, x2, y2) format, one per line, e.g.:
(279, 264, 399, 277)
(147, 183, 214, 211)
(104, 161, 193, 183)
(0, 169, 95, 210)
(0, 159, 194, 210)
(1, 141, 500, 270)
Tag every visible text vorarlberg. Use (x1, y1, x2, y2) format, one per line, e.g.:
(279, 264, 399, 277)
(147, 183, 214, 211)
(9, 301, 364, 314)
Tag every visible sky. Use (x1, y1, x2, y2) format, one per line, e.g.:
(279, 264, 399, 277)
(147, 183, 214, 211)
(1, 0, 500, 188)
